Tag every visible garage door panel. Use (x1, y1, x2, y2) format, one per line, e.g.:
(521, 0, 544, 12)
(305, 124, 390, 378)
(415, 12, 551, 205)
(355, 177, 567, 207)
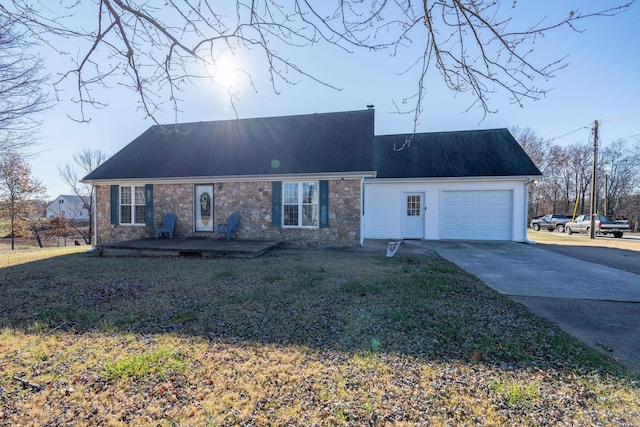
(494, 192, 511, 202)
(476, 192, 493, 201)
(477, 216, 491, 226)
(440, 190, 512, 240)
(477, 204, 491, 214)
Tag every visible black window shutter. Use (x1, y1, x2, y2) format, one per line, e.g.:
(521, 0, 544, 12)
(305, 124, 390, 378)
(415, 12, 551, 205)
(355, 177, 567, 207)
(319, 180, 329, 228)
(110, 185, 119, 225)
(145, 184, 154, 226)
(272, 181, 282, 227)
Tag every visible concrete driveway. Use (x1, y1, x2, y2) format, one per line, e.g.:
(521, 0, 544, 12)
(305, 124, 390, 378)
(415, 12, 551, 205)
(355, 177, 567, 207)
(406, 240, 640, 374)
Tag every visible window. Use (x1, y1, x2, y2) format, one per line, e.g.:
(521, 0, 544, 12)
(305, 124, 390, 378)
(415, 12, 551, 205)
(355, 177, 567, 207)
(283, 182, 318, 227)
(120, 185, 146, 224)
(406, 195, 421, 216)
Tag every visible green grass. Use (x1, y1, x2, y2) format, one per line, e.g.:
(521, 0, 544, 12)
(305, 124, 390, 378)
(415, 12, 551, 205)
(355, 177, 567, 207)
(489, 377, 541, 408)
(0, 247, 638, 426)
(104, 347, 188, 380)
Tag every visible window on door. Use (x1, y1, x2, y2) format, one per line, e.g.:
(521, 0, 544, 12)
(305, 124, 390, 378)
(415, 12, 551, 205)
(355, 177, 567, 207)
(406, 195, 421, 216)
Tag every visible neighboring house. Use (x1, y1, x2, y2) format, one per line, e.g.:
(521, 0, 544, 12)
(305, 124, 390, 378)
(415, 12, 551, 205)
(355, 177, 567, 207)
(46, 195, 90, 222)
(82, 109, 541, 247)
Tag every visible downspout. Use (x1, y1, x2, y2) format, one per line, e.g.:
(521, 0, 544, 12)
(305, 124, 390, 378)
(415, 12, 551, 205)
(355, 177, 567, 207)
(525, 178, 537, 244)
(91, 185, 98, 249)
(360, 177, 365, 246)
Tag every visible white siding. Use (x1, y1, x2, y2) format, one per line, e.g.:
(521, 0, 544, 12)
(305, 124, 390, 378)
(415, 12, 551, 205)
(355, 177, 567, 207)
(46, 195, 90, 221)
(362, 184, 403, 239)
(363, 179, 529, 242)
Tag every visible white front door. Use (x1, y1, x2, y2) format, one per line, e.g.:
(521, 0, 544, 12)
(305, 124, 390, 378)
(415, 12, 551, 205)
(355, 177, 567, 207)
(402, 192, 424, 239)
(194, 184, 214, 232)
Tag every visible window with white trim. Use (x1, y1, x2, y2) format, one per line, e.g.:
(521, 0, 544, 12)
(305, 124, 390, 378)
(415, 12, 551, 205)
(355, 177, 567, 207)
(120, 185, 146, 224)
(283, 182, 318, 227)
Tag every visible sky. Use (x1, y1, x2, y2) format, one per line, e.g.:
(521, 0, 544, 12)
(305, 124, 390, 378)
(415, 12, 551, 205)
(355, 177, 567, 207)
(23, 1, 640, 199)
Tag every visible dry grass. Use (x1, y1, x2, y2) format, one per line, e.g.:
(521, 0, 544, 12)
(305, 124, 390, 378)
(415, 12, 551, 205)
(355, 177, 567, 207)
(0, 246, 638, 426)
(0, 246, 86, 268)
(527, 229, 640, 251)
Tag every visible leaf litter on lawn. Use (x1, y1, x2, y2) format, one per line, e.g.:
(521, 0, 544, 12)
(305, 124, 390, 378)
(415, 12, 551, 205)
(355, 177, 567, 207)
(0, 248, 638, 426)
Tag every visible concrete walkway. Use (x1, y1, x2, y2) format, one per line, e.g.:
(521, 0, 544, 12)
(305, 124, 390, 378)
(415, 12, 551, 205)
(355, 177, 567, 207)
(399, 240, 640, 374)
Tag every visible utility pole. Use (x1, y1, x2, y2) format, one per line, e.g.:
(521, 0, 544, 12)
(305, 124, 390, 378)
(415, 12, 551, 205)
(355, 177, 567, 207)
(604, 173, 608, 217)
(589, 120, 598, 239)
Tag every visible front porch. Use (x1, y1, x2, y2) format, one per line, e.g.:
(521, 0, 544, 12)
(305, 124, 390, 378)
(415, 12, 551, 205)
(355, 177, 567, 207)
(96, 238, 284, 258)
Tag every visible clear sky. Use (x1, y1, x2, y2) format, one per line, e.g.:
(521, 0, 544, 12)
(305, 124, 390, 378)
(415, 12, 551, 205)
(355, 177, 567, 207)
(26, 1, 640, 199)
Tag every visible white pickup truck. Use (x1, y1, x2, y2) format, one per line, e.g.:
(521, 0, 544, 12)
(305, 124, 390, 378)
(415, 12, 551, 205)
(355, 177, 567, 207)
(565, 215, 630, 238)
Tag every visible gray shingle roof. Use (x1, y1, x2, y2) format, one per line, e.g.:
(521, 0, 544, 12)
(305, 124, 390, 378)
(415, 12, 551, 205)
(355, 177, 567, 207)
(374, 129, 542, 178)
(47, 195, 89, 207)
(83, 111, 541, 182)
(83, 109, 375, 180)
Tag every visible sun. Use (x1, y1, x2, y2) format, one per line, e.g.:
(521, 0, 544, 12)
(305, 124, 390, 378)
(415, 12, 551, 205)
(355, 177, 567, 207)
(211, 56, 240, 90)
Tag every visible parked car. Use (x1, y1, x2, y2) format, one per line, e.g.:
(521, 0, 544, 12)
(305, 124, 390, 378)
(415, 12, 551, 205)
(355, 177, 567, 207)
(530, 214, 570, 232)
(565, 215, 630, 238)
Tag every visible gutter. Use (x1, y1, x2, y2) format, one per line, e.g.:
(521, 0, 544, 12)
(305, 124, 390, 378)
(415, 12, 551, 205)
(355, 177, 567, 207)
(524, 178, 537, 245)
(81, 171, 378, 187)
(364, 174, 543, 184)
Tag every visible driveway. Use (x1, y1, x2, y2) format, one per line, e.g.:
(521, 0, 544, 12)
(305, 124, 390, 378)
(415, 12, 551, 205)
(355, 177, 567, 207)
(405, 240, 640, 374)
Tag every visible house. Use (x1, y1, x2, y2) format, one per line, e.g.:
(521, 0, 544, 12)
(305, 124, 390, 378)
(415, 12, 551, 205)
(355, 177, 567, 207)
(365, 130, 541, 241)
(82, 109, 541, 246)
(46, 195, 90, 222)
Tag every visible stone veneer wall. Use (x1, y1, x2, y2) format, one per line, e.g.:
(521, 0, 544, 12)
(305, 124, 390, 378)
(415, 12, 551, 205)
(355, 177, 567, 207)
(95, 179, 361, 247)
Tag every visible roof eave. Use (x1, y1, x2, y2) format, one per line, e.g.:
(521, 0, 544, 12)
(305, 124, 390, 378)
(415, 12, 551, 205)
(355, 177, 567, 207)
(364, 174, 542, 184)
(81, 171, 378, 186)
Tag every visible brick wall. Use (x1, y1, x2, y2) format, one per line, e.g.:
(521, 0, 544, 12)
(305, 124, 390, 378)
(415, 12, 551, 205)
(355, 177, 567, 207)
(95, 179, 361, 247)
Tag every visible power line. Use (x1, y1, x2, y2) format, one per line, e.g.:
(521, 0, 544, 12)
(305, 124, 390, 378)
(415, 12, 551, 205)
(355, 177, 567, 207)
(599, 132, 640, 145)
(549, 126, 590, 142)
(598, 113, 640, 144)
(549, 112, 640, 144)
(600, 112, 640, 124)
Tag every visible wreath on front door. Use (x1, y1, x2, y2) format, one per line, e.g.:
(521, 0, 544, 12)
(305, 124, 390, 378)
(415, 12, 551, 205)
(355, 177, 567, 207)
(199, 192, 211, 225)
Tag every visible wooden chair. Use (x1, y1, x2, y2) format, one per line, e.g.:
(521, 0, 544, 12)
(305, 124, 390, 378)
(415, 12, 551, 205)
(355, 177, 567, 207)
(216, 213, 239, 240)
(155, 212, 177, 239)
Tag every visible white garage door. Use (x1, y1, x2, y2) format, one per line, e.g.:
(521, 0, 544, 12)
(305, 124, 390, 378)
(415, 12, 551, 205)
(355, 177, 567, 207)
(440, 190, 513, 240)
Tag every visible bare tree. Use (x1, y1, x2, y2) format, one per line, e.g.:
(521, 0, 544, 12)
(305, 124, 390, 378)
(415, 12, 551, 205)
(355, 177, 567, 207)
(599, 140, 638, 218)
(0, 14, 49, 155)
(46, 214, 74, 247)
(1, 1, 632, 128)
(511, 126, 551, 173)
(58, 149, 111, 244)
(541, 145, 570, 215)
(0, 151, 47, 250)
(510, 126, 550, 220)
(560, 142, 592, 217)
(513, 126, 640, 224)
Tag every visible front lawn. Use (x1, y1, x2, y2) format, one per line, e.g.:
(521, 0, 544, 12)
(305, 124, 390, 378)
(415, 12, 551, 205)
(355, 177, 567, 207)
(0, 247, 638, 425)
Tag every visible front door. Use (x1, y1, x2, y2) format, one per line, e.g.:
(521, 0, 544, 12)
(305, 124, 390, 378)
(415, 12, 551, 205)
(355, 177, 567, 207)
(402, 192, 424, 239)
(194, 184, 214, 232)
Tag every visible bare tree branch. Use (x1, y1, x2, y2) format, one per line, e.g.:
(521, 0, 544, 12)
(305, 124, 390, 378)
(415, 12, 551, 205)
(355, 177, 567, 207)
(0, 0, 634, 125)
(0, 14, 50, 154)
(0, 151, 47, 250)
(58, 149, 110, 244)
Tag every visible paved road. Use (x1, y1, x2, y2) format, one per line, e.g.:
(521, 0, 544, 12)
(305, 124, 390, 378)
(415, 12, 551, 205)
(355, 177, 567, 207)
(532, 243, 640, 275)
(404, 240, 640, 374)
